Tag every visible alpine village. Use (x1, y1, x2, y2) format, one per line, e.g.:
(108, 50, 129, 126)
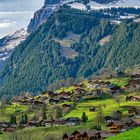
(0, 0, 140, 140)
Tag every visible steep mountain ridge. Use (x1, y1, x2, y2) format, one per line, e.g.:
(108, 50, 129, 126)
(0, 7, 140, 98)
(28, 0, 140, 32)
(0, 28, 28, 70)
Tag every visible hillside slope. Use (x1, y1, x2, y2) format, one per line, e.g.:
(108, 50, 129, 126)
(106, 127, 140, 140)
(0, 7, 140, 98)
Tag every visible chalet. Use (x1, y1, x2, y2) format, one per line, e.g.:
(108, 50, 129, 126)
(33, 100, 45, 106)
(133, 119, 140, 127)
(104, 116, 112, 122)
(89, 107, 96, 112)
(40, 120, 54, 126)
(48, 91, 57, 98)
(71, 130, 81, 139)
(131, 74, 140, 80)
(63, 130, 105, 140)
(116, 71, 126, 77)
(87, 83, 100, 89)
(65, 117, 81, 125)
(49, 98, 59, 104)
(110, 85, 122, 94)
(0, 122, 10, 131)
(62, 104, 73, 110)
(99, 81, 111, 88)
(28, 121, 39, 127)
(107, 121, 124, 133)
(55, 119, 65, 125)
(126, 96, 140, 102)
(128, 107, 137, 115)
(59, 97, 69, 102)
(4, 127, 16, 132)
(58, 92, 70, 97)
(20, 100, 31, 105)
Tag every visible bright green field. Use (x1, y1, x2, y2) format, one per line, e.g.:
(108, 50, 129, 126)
(0, 103, 29, 122)
(64, 98, 140, 121)
(106, 127, 140, 140)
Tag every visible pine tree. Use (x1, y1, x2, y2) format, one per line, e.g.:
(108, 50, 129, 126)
(81, 112, 88, 123)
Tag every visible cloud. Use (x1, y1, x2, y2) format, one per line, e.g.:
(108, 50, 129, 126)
(0, 22, 15, 29)
(0, 0, 44, 11)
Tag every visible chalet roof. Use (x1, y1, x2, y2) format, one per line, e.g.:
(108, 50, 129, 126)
(62, 104, 73, 107)
(63, 133, 69, 138)
(104, 116, 112, 120)
(107, 121, 123, 127)
(65, 117, 81, 122)
(128, 96, 140, 99)
(133, 119, 140, 125)
(71, 130, 80, 135)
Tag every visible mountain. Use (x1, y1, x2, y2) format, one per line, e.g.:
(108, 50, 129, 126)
(28, 0, 140, 32)
(0, 28, 28, 70)
(0, 6, 140, 98)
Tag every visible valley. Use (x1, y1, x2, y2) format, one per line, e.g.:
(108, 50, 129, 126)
(0, 74, 140, 139)
(0, 0, 140, 140)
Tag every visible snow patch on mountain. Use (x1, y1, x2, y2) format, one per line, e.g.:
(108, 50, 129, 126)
(67, 0, 140, 10)
(0, 28, 28, 69)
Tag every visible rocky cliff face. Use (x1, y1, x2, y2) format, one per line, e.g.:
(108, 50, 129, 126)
(27, 0, 61, 33)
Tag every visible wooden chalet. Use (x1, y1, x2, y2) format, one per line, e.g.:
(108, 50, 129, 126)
(63, 130, 109, 140)
(110, 85, 122, 94)
(131, 74, 140, 80)
(133, 119, 140, 127)
(126, 96, 140, 102)
(49, 98, 59, 104)
(48, 91, 57, 98)
(62, 104, 73, 110)
(99, 81, 111, 88)
(58, 92, 71, 97)
(107, 121, 124, 133)
(59, 97, 69, 102)
(116, 71, 126, 77)
(128, 107, 137, 115)
(65, 117, 81, 125)
(28, 120, 39, 127)
(33, 100, 45, 106)
(104, 116, 112, 122)
(89, 107, 96, 112)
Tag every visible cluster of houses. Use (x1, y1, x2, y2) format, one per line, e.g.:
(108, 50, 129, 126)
(63, 130, 113, 140)
(0, 122, 16, 133)
(62, 107, 140, 140)
(0, 73, 140, 138)
(12, 79, 124, 108)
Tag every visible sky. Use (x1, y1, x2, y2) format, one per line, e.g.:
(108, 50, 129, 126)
(0, 0, 44, 38)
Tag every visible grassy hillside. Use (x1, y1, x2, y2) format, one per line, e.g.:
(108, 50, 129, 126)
(106, 127, 140, 140)
(0, 76, 140, 140)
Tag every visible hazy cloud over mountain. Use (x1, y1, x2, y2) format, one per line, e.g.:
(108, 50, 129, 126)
(0, 0, 44, 38)
(0, 0, 44, 11)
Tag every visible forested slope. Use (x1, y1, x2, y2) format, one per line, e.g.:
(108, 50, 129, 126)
(0, 6, 140, 98)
